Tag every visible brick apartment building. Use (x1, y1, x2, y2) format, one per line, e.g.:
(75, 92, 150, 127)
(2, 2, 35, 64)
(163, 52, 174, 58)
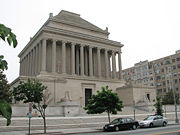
(122, 50, 180, 98)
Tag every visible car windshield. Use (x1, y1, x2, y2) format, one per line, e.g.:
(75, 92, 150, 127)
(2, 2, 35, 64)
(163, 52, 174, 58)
(144, 116, 155, 121)
(111, 119, 121, 124)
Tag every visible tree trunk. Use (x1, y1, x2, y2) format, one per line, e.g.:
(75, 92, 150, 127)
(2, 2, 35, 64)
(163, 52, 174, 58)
(107, 110, 110, 123)
(43, 116, 46, 133)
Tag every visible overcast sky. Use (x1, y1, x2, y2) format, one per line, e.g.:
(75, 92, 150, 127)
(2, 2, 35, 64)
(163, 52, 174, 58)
(0, 0, 180, 82)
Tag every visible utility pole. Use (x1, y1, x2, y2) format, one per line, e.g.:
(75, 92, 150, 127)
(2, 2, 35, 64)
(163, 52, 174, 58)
(170, 66, 179, 123)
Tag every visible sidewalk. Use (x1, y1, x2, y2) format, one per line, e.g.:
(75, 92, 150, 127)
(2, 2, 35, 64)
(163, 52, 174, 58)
(0, 121, 179, 135)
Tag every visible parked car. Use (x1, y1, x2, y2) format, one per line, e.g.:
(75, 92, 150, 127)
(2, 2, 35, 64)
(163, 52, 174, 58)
(103, 117, 139, 131)
(139, 115, 168, 128)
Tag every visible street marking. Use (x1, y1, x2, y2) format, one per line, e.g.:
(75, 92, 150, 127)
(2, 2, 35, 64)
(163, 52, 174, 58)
(147, 130, 180, 135)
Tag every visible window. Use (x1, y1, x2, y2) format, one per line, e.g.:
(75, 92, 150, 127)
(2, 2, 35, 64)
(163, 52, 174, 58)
(178, 64, 180, 68)
(173, 65, 176, 70)
(163, 88, 166, 92)
(174, 79, 177, 84)
(177, 57, 180, 61)
(163, 81, 166, 86)
(161, 68, 164, 72)
(161, 74, 165, 80)
(172, 59, 175, 62)
(165, 60, 170, 65)
(178, 72, 180, 76)
(156, 76, 161, 80)
(146, 94, 150, 101)
(174, 72, 177, 77)
(156, 69, 160, 74)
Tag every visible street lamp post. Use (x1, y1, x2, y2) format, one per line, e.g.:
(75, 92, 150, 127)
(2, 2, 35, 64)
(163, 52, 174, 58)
(172, 88, 179, 123)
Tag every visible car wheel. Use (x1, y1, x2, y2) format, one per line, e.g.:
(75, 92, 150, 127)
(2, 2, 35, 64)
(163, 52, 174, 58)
(132, 124, 137, 130)
(149, 123, 153, 128)
(115, 126, 119, 131)
(163, 122, 167, 127)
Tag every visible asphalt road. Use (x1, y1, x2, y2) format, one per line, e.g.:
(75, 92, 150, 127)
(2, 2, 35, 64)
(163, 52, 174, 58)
(71, 125, 180, 135)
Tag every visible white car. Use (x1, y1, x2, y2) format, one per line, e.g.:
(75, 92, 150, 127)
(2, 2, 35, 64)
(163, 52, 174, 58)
(139, 115, 168, 128)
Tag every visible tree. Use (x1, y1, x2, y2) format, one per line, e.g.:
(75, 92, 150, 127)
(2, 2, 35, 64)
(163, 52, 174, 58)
(0, 23, 17, 126)
(84, 86, 123, 123)
(162, 90, 179, 105)
(12, 79, 50, 133)
(0, 23, 17, 70)
(154, 96, 163, 116)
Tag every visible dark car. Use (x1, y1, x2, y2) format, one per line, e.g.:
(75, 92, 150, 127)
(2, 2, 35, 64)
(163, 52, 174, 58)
(103, 117, 139, 131)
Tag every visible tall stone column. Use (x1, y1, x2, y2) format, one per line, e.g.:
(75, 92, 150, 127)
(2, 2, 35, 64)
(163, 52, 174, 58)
(75, 46, 79, 75)
(112, 51, 116, 79)
(52, 39, 56, 73)
(71, 43, 75, 75)
(89, 46, 93, 77)
(41, 39, 47, 72)
(118, 51, 122, 79)
(29, 50, 32, 76)
(25, 56, 28, 75)
(27, 53, 30, 76)
(20, 60, 22, 75)
(32, 47, 36, 76)
(38, 42, 42, 74)
(62, 41, 66, 74)
(97, 48, 101, 77)
(105, 49, 109, 79)
(35, 45, 38, 75)
(80, 44, 84, 76)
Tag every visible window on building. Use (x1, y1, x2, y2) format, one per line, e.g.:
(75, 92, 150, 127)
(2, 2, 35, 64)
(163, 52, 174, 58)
(161, 74, 165, 80)
(173, 65, 176, 70)
(174, 72, 177, 77)
(163, 81, 166, 86)
(156, 76, 161, 80)
(157, 83, 162, 87)
(146, 94, 150, 101)
(178, 64, 180, 68)
(157, 89, 162, 93)
(174, 79, 177, 84)
(177, 57, 180, 61)
(163, 88, 166, 92)
(156, 69, 160, 74)
(172, 59, 175, 62)
(161, 68, 164, 72)
(178, 72, 180, 76)
(165, 60, 170, 65)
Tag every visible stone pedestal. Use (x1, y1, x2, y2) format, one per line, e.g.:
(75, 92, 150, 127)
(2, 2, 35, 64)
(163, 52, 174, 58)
(57, 101, 79, 117)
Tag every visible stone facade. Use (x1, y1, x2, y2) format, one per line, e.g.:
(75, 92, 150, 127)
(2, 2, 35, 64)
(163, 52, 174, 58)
(11, 10, 125, 116)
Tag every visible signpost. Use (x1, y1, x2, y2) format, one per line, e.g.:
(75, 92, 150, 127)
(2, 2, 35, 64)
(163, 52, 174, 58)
(28, 103, 32, 135)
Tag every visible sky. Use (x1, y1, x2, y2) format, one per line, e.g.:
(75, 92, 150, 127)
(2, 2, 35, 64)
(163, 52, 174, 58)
(0, 0, 180, 82)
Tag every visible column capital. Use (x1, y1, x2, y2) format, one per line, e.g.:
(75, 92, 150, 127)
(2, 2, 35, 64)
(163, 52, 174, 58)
(71, 42, 76, 46)
(61, 40, 67, 44)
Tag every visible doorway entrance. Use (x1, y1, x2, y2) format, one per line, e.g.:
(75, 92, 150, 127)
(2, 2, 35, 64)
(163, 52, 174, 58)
(85, 88, 92, 106)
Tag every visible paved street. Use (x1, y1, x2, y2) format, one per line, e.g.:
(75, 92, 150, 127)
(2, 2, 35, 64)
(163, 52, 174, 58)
(0, 124, 180, 135)
(67, 125, 180, 135)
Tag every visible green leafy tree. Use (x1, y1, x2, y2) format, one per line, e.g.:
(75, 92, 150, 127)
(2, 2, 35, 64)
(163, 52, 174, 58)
(12, 79, 50, 133)
(162, 90, 179, 105)
(154, 96, 163, 116)
(0, 72, 12, 126)
(0, 23, 17, 126)
(84, 86, 123, 123)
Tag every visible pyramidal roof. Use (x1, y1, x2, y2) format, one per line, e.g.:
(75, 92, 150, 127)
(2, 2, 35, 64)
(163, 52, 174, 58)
(53, 10, 108, 34)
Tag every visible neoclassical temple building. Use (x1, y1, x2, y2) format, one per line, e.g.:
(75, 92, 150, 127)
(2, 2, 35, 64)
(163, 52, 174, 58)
(12, 10, 125, 116)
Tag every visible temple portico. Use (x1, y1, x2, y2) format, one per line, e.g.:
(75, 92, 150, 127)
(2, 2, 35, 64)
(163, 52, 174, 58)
(20, 38, 122, 79)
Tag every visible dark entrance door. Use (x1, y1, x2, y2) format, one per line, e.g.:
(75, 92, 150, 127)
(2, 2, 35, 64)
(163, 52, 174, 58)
(85, 88, 92, 106)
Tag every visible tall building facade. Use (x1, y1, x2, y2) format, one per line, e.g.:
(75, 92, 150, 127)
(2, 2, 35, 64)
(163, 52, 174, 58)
(11, 10, 124, 109)
(122, 51, 180, 97)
